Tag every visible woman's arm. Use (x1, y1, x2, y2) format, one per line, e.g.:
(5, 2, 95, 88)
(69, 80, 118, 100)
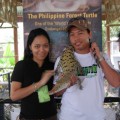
(10, 70, 54, 101)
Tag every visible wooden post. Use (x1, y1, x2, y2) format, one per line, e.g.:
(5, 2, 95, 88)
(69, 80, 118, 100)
(13, 27, 18, 63)
(106, 26, 110, 57)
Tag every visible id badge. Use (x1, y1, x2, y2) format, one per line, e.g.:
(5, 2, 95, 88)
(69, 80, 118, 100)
(37, 85, 50, 103)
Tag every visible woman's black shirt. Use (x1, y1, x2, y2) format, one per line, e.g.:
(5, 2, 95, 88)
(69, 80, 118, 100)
(11, 59, 57, 119)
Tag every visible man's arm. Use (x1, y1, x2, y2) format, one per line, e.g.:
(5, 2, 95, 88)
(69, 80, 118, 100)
(91, 42, 120, 87)
(99, 58, 120, 87)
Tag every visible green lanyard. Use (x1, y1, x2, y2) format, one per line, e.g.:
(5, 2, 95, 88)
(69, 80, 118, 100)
(37, 85, 50, 103)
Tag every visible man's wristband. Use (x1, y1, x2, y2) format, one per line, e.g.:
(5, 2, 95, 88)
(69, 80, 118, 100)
(98, 53, 104, 62)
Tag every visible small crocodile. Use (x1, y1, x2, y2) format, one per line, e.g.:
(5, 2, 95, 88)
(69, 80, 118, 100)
(49, 45, 83, 95)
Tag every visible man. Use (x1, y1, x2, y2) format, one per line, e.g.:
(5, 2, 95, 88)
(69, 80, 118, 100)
(54, 16, 120, 120)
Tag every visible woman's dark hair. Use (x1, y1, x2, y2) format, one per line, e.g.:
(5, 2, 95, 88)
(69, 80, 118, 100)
(24, 28, 51, 62)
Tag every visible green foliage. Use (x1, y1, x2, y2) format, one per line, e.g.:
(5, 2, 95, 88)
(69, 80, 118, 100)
(0, 43, 15, 69)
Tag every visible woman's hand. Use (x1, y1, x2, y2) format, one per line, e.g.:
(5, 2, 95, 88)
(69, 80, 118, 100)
(40, 70, 55, 86)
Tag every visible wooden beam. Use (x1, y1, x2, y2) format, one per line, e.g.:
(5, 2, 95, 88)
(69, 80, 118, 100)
(107, 24, 120, 27)
(0, 0, 18, 28)
(104, 0, 120, 25)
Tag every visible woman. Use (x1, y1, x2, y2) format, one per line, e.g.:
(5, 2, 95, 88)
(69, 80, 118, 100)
(10, 28, 57, 120)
